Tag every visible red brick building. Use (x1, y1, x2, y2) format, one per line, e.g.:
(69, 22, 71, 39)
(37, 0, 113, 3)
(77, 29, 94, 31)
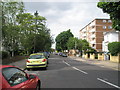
(79, 19, 113, 52)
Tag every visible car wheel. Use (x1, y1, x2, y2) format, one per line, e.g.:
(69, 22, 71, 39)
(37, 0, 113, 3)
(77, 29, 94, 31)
(36, 82, 40, 90)
(44, 67, 47, 70)
(27, 68, 30, 71)
(47, 61, 49, 64)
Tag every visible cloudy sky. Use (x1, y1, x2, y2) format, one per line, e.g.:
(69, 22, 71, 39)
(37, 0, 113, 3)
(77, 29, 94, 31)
(23, 0, 110, 49)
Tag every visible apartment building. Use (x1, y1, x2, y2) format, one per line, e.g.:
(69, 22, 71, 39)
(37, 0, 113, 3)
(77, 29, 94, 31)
(79, 19, 112, 52)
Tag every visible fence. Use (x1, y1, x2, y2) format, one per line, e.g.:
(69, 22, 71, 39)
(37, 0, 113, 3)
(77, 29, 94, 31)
(82, 53, 120, 63)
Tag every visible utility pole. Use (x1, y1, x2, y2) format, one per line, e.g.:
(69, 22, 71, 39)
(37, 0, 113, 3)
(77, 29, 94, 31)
(33, 11, 38, 53)
(75, 40, 77, 50)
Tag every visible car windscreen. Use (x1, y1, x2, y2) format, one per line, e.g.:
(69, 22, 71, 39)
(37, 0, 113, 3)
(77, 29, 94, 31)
(2, 67, 28, 86)
(29, 55, 44, 59)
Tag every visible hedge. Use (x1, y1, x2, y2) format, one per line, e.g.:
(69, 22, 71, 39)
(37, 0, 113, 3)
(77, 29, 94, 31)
(108, 42, 120, 56)
(0, 51, 9, 59)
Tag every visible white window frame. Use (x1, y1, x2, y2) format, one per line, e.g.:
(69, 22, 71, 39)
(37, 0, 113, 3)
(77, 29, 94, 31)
(103, 26, 107, 29)
(108, 20, 112, 23)
(103, 20, 107, 23)
(108, 26, 112, 29)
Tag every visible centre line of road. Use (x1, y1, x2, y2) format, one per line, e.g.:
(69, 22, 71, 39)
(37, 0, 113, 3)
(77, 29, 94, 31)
(97, 78, 120, 89)
(72, 67, 88, 74)
(63, 60, 71, 66)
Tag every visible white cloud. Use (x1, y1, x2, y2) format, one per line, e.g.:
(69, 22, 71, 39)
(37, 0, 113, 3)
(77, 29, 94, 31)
(24, 1, 110, 49)
(46, 2, 109, 37)
(23, 0, 99, 2)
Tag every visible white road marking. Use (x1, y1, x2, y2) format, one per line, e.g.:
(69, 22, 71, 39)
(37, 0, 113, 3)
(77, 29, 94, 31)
(49, 58, 60, 59)
(63, 60, 71, 66)
(97, 78, 120, 89)
(63, 60, 88, 74)
(100, 66, 105, 67)
(72, 67, 88, 74)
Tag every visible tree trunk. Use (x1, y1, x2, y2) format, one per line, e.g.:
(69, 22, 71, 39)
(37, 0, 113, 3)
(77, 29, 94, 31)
(12, 51, 14, 57)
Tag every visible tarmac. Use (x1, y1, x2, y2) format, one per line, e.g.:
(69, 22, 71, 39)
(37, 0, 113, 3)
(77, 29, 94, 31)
(68, 56, 120, 71)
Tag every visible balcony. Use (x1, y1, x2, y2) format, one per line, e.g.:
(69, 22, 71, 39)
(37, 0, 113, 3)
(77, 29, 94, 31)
(83, 34, 86, 37)
(90, 29, 95, 33)
(90, 40, 96, 44)
(82, 30, 86, 33)
(91, 34, 96, 38)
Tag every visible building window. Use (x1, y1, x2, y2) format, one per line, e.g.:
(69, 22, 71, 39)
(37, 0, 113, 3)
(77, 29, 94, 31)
(108, 20, 112, 23)
(92, 38, 95, 40)
(103, 26, 107, 29)
(92, 44, 95, 48)
(103, 20, 106, 23)
(91, 26, 95, 29)
(108, 26, 112, 29)
(92, 32, 95, 34)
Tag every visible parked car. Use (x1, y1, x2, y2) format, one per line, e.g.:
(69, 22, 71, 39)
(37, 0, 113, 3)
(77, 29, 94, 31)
(58, 52, 63, 56)
(26, 53, 48, 70)
(37, 52, 49, 64)
(61, 53, 67, 57)
(1, 65, 41, 89)
(54, 52, 59, 55)
(58, 52, 67, 57)
(43, 52, 50, 59)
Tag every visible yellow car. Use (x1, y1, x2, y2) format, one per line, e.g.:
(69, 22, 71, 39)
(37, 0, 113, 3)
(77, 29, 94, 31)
(26, 53, 48, 70)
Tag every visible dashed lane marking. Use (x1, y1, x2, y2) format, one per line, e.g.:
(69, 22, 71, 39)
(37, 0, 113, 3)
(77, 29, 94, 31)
(63, 60, 71, 66)
(97, 78, 120, 89)
(63, 60, 88, 74)
(72, 67, 88, 74)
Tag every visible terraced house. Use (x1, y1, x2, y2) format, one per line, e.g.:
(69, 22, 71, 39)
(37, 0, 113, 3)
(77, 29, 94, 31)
(79, 18, 113, 52)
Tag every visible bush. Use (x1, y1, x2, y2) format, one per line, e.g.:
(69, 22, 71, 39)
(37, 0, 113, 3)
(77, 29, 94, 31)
(108, 42, 120, 56)
(85, 47, 97, 54)
(0, 51, 9, 59)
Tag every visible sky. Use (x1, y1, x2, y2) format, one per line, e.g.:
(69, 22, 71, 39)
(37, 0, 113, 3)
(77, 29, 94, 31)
(23, 0, 110, 49)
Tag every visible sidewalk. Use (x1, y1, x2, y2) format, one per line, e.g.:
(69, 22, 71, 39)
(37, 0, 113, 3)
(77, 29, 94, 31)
(68, 56, 120, 71)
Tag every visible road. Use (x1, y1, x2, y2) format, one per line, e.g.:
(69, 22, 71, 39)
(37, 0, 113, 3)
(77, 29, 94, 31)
(9, 54, 119, 89)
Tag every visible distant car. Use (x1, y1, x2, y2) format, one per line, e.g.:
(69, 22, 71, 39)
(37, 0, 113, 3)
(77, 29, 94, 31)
(26, 53, 48, 70)
(59, 52, 63, 56)
(43, 52, 49, 59)
(61, 53, 67, 57)
(1, 65, 41, 89)
(55, 52, 58, 55)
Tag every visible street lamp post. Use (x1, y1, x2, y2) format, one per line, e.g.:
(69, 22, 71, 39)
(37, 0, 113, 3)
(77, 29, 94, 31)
(33, 11, 38, 53)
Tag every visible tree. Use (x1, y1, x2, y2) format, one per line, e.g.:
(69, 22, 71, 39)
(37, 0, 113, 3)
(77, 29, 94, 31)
(108, 42, 120, 56)
(67, 38, 96, 54)
(17, 13, 53, 53)
(2, 1, 53, 56)
(67, 37, 83, 51)
(55, 29, 74, 51)
(97, 1, 120, 31)
(2, 1, 25, 57)
(67, 37, 76, 50)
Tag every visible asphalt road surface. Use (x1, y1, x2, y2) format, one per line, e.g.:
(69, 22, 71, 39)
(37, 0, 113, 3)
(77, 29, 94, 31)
(9, 54, 120, 89)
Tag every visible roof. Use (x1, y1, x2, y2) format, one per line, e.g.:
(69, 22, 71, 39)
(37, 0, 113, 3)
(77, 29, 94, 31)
(79, 18, 111, 31)
(103, 30, 120, 35)
(0, 65, 16, 70)
(30, 53, 44, 56)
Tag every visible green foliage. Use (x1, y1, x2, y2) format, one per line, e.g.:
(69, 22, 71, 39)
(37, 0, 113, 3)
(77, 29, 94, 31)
(2, 1, 53, 55)
(67, 37, 96, 54)
(55, 29, 74, 51)
(108, 42, 120, 56)
(85, 47, 96, 54)
(67, 37, 76, 50)
(2, 1, 25, 56)
(81, 39, 90, 52)
(67, 37, 83, 51)
(97, 2, 120, 31)
(16, 12, 53, 53)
